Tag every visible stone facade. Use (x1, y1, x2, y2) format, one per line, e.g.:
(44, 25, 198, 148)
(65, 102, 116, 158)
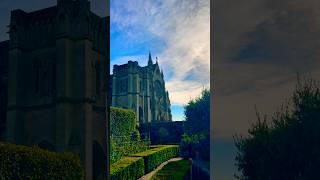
(0, 40, 9, 141)
(0, 0, 109, 179)
(111, 53, 172, 125)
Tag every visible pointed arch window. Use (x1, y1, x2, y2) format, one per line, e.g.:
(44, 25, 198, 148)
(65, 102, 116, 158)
(95, 62, 101, 96)
(34, 59, 40, 94)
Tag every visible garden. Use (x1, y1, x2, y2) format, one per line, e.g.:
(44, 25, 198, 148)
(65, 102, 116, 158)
(110, 89, 211, 179)
(110, 107, 180, 179)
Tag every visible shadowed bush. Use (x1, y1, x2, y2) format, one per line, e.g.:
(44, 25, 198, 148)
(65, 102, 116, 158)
(110, 106, 149, 164)
(131, 145, 180, 173)
(0, 143, 84, 180)
(235, 77, 320, 180)
(110, 157, 144, 180)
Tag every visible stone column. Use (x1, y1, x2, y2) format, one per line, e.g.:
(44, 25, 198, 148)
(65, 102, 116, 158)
(6, 48, 22, 143)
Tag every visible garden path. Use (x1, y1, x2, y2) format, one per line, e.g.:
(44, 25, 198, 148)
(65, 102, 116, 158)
(138, 157, 183, 180)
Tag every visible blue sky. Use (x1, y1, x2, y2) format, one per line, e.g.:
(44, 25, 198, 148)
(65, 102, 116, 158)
(110, 0, 210, 121)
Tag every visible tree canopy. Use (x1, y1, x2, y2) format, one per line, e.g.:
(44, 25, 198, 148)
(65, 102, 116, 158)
(235, 78, 320, 180)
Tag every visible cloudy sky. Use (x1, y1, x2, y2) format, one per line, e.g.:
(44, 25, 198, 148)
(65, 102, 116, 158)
(214, 0, 320, 179)
(110, 0, 210, 121)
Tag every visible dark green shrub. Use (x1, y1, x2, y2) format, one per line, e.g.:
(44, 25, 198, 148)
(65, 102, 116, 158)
(235, 78, 320, 180)
(150, 159, 191, 180)
(110, 107, 149, 163)
(110, 157, 144, 180)
(0, 143, 84, 180)
(131, 145, 180, 173)
(110, 107, 136, 139)
(182, 89, 210, 161)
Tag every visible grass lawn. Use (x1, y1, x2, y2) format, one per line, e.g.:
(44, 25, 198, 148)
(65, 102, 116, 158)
(151, 159, 191, 180)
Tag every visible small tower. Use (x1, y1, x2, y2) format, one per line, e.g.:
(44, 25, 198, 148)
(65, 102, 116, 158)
(148, 51, 153, 66)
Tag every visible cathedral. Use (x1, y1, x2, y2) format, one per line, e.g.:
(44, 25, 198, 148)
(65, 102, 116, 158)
(111, 53, 172, 125)
(0, 0, 108, 179)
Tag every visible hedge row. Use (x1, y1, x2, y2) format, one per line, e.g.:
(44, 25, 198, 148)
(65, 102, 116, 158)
(110, 107, 136, 138)
(0, 143, 84, 180)
(110, 145, 179, 179)
(110, 157, 144, 180)
(131, 145, 180, 174)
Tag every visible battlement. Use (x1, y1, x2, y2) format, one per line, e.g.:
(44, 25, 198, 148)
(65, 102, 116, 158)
(8, 1, 107, 51)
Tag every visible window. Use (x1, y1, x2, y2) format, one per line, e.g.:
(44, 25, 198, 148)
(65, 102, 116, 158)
(34, 59, 40, 94)
(95, 62, 101, 96)
(119, 78, 127, 93)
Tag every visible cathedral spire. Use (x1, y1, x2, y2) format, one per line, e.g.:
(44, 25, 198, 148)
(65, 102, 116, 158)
(148, 51, 153, 66)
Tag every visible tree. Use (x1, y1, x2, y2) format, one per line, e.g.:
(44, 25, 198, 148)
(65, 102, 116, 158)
(184, 88, 210, 136)
(235, 78, 320, 180)
(181, 88, 210, 161)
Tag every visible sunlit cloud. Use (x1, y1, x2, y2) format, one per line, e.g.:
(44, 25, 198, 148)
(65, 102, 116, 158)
(111, 0, 210, 106)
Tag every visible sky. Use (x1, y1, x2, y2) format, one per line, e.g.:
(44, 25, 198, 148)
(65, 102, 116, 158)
(110, 0, 210, 121)
(214, 0, 320, 179)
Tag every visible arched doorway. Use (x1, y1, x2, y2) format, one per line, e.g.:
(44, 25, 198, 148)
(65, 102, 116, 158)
(93, 141, 106, 180)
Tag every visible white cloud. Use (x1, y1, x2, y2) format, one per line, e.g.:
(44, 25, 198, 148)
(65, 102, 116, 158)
(111, 0, 210, 105)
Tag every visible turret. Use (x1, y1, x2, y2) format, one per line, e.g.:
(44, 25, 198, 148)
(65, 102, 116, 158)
(160, 68, 164, 78)
(148, 51, 153, 66)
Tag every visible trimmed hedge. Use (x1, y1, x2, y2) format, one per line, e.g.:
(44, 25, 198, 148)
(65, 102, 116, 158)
(110, 157, 144, 180)
(0, 143, 84, 180)
(150, 159, 191, 180)
(110, 107, 136, 138)
(110, 107, 148, 163)
(131, 145, 180, 173)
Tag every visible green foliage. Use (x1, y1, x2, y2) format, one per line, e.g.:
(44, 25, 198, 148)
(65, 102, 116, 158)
(110, 157, 144, 180)
(182, 89, 210, 161)
(110, 139, 149, 164)
(184, 88, 210, 136)
(110, 145, 179, 180)
(132, 145, 180, 173)
(0, 143, 84, 180)
(180, 134, 210, 159)
(151, 159, 191, 180)
(235, 78, 320, 180)
(157, 127, 169, 139)
(110, 107, 136, 139)
(110, 106, 149, 164)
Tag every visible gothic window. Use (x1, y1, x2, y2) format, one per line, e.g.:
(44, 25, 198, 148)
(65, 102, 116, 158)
(34, 59, 40, 94)
(40, 60, 49, 96)
(119, 78, 127, 93)
(95, 62, 101, 96)
(140, 81, 142, 92)
(48, 58, 56, 96)
(154, 80, 163, 98)
(52, 58, 56, 94)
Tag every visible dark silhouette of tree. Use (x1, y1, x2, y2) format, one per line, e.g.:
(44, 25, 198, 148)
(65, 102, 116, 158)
(181, 88, 210, 161)
(235, 77, 320, 180)
(184, 88, 210, 136)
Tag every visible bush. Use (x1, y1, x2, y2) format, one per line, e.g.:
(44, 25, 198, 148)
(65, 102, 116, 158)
(180, 133, 206, 158)
(150, 159, 191, 180)
(110, 107, 136, 139)
(0, 143, 84, 180)
(110, 139, 149, 164)
(182, 89, 210, 161)
(131, 145, 180, 173)
(235, 78, 320, 180)
(110, 107, 149, 163)
(110, 157, 144, 180)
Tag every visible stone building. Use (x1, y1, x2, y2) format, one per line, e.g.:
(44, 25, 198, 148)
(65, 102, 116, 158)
(111, 53, 172, 125)
(0, 0, 109, 179)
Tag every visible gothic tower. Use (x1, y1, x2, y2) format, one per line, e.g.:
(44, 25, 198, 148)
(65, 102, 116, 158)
(5, 0, 109, 179)
(111, 52, 172, 125)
